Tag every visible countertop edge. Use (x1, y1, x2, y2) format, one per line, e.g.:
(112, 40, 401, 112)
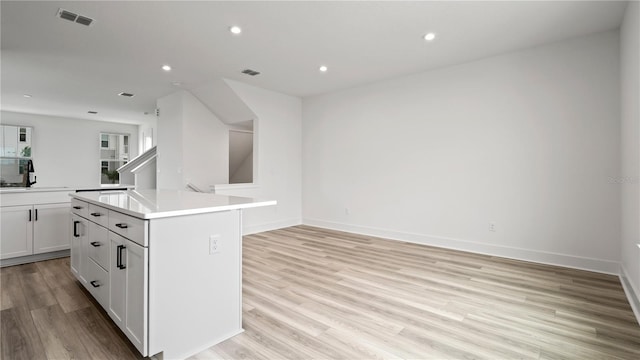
(140, 200, 277, 219)
(0, 185, 133, 194)
(69, 192, 277, 220)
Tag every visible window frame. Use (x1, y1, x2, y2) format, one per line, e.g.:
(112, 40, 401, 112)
(99, 132, 130, 185)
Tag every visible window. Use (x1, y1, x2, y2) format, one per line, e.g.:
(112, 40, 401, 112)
(101, 134, 109, 148)
(19, 128, 27, 142)
(100, 133, 129, 184)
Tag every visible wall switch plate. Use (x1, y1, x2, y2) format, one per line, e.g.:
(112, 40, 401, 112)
(489, 222, 496, 232)
(209, 235, 220, 254)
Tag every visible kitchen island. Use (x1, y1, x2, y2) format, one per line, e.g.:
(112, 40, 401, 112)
(69, 190, 276, 359)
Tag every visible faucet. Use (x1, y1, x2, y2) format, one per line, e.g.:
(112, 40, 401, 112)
(22, 159, 36, 187)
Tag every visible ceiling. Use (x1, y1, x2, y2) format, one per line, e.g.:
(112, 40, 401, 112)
(0, 1, 628, 126)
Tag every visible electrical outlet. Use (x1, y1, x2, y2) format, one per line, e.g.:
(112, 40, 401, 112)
(345, 207, 350, 215)
(489, 222, 496, 232)
(209, 235, 220, 254)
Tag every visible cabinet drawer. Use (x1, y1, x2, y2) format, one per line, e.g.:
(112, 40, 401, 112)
(86, 258, 109, 309)
(88, 222, 109, 270)
(70, 199, 88, 218)
(88, 203, 109, 227)
(109, 211, 147, 246)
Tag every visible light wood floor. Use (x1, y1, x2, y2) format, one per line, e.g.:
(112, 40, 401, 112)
(2, 225, 639, 359)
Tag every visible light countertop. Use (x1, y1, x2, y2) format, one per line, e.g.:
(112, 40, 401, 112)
(0, 186, 72, 193)
(0, 185, 132, 194)
(70, 189, 276, 220)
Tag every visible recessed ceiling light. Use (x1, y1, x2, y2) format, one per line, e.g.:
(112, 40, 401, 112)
(319, 65, 328, 72)
(424, 32, 436, 41)
(229, 26, 242, 35)
(171, 81, 182, 87)
(162, 65, 171, 71)
(23, 94, 32, 98)
(88, 111, 98, 114)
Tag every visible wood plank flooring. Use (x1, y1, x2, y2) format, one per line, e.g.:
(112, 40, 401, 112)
(2, 225, 639, 359)
(0, 257, 141, 360)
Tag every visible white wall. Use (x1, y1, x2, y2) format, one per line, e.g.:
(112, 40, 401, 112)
(156, 91, 228, 190)
(302, 30, 621, 274)
(620, 1, 640, 317)
(0, 111, 138, 188)
(183, 91, 229, 187)
(156, 92, 184, 189)
(216, 80, 302, 234)
(138, 116, 157, 154)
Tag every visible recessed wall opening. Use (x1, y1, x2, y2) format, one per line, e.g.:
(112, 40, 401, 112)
(228, 120, 253, 184)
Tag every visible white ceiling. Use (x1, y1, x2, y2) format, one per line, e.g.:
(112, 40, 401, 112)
(0, 1, 628, 126)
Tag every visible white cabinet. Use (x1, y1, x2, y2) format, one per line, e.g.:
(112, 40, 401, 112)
(0, 205, 33, 259)
(0, 203, 69, 260)
(86, 256, 109, 309)
(109, 232, 148, 354)
(88, 222, 109, 269)
(33, 204, 70, 254)
(70, 213, 88, 284)
(108, 233, 126, 329)
(72, 201, 149, 356)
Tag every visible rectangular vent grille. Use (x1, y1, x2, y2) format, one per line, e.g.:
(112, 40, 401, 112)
(57, 8, 94, 26)
(241, 69, 261, 76)
(118, 92, 135, 98)
(75, 16, 93, 26)
(59, 10, 77, 22)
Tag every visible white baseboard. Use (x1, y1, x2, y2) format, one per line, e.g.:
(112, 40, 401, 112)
(620, 264, 640, 325)
(303, 218, 620, 275)
(243, 217, 302, 235)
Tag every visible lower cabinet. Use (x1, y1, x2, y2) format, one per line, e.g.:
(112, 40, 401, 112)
(1, 203, 69, 260)
(70, 214, 88, 285)
(0, 205, 33, 259)
(86, 256, 109, 309)
(71, 200, 149, 356)
(109, 232, 148, 354)
(33, 204, 71, 254)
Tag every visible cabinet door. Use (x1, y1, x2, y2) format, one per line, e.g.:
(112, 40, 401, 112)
(70, 214, 84, 278)
(0, 205, 33, 259)
(108, 232, 126, 330)
(125, 239, 148, 355)
(33, 203, 70, 254)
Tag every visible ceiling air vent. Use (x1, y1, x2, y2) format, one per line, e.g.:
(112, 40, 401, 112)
(75, 16, 94, 26)
(118, 92, 135, 98)
(241, 69, 261, 76)
(57, 8, 94, 26)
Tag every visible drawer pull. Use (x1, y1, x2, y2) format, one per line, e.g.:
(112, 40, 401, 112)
(90, 280, 101, 288)
(90, 241, 101, 247)
(117, 245, 127, 270)
(72, 206, 83, 210)
(73, 221, 80, 237)
(115, 223, 128, 229)
(90, 212, 102, 217)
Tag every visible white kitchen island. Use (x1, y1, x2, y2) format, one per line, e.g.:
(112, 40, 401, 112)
(69, 190, 276, 359)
